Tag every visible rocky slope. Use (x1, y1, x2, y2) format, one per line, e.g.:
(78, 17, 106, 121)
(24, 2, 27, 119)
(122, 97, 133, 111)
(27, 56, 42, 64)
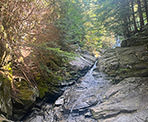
(92, 29, 148, 121)
(98, 44, 148, 82)
(91, 77, 148, 122)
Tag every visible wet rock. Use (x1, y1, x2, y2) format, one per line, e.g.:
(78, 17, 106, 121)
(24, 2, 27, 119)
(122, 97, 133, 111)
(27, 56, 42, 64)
(43, 104, 52, 111)
(53, 106, 64, 121)
(55, 97, 64, 106)
(69, 53, 96, 72)
(69, 115, 97, 122)
(92, 71, 100, 77)
(60, 81, 75, 87)
(84, 95, 98, 107)
(85, 111, 92, 118)
(26, 115, 44, 122)
(23, 54, 98, 122)
(69, 95, 98, 113)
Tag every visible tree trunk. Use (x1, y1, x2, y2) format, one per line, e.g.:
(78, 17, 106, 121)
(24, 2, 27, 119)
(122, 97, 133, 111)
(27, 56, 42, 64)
(137, 0, 144, 30)
(126, 0, 133, 35)
(131, 0, 138, 32)
(143, 0, 148, 23)
(123, 18, 130, 37)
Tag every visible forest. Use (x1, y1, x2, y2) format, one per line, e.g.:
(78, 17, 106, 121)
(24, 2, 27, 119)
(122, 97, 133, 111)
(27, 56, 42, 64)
(0, 0, 148, 121)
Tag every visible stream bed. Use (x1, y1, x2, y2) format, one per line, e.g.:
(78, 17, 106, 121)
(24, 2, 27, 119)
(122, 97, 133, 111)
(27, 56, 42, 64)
(24, 61, 111, 122)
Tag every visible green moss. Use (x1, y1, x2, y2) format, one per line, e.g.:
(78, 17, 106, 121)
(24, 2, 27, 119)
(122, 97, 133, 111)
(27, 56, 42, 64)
(38, 86, 48, 98)
(14, 79, 38, 105)
(37, 79, 49, 98)
(118, 68, 130, 74)
(0, 74, 12, 117)
(17, 87, 34, 101)
(35, 71, 63, 98)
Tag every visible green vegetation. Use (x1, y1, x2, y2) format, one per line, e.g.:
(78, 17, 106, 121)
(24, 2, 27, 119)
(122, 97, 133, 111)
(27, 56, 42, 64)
(0, 0, 148, 119)
(96, 0, 148, 37)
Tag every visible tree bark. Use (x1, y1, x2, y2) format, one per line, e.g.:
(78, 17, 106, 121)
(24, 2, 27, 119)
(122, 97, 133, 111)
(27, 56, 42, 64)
(143, 0, 148, 23)
(131, 0, 138, 32)
(123, 17, 130, 37)
(126, 0, 133, 35)
(137, 0, 144, 30)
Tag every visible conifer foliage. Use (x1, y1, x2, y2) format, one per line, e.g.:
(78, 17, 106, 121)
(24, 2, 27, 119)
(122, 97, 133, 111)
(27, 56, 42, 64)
(96, 0, 148, 37)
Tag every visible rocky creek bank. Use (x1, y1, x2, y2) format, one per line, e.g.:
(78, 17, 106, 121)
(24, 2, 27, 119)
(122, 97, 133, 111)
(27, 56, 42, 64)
(25, 29, 148, 122)
(22, 52, 97, 121)
(0, 51, 96, 121)
(24, 58, 111, 122)
(93, 29, 148, 121)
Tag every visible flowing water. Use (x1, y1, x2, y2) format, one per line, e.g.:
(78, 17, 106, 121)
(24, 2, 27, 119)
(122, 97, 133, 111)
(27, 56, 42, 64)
(25, 61, 111, 122)
(65, 61, 110, 122)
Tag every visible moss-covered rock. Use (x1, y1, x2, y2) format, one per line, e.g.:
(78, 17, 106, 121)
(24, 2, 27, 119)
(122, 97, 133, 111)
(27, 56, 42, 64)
(0, 74, 12, 118)
(12, 79, 39, 120)
(15, 80, 39, 103)
(35, 72, 61, 98)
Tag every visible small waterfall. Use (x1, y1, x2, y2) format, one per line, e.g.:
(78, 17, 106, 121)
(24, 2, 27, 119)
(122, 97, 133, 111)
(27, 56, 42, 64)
(113, 35, 121, 48)
(89, 61, 97, 74)
(68, 61, 98, 121)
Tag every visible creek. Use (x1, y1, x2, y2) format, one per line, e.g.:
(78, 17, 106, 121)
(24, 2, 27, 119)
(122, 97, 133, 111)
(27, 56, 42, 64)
(24, 60, 111, 122)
